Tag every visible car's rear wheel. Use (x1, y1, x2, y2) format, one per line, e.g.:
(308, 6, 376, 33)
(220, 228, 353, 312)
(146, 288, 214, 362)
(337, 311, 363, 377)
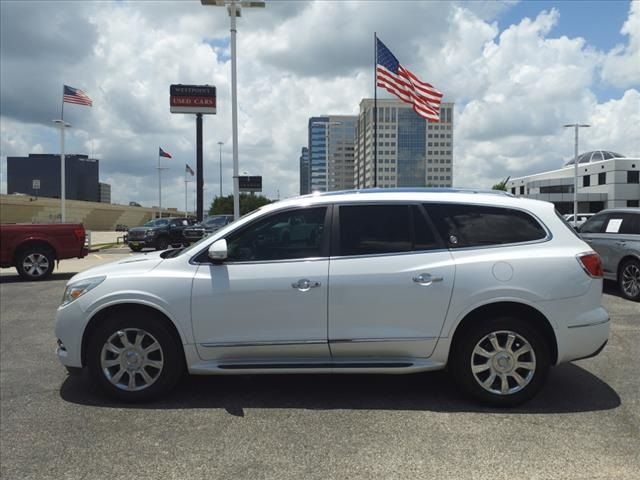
(618, 258, 640, 301)
(15, 246, 55, 280)
(451, 316, 550, 407)
(87, 313, 184, 402)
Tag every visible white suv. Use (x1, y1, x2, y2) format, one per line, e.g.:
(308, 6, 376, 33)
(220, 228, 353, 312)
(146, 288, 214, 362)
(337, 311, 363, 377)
(55, 190, 609, 406)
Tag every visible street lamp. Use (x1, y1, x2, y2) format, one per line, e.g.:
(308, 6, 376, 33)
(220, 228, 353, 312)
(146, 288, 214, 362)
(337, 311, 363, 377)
(201, 0, 265, 220)
(52, 119, 71, 222)
(218, 141, 224, 197)
(312, 121, 342, 192)
(564, 123, 590, 227)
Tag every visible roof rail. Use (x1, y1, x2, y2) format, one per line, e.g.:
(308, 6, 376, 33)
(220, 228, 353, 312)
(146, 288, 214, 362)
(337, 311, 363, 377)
(304, 188, 515, 197)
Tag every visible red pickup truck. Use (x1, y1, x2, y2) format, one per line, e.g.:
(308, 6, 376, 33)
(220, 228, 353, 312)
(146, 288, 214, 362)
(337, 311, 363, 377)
(0, 224, 88, 280)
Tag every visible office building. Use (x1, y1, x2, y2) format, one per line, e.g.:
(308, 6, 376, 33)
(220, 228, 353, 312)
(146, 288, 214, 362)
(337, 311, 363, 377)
(507, 151, 640, 213)
(99, 182, 112, 203)
(7, 154, 99, 202)
(305, 115, 357, 193)
(299, 147, 310, 195)
(354, 99, 454, 188)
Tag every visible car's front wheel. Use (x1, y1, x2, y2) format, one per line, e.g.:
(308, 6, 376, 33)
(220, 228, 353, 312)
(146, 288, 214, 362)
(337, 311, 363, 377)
(618, 258, 640, 301)
(87, 312, 184, 402)
(450, 317, 550, 407)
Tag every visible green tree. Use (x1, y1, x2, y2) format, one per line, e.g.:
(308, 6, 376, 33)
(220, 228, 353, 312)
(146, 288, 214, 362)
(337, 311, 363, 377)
(208, 193, 272, 216)
(492, 176, 510, 191)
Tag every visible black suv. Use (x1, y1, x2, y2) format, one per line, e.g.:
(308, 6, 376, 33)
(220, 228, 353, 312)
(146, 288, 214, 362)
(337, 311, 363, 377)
(182, 215, 234, 244)
(127, 218, 191, 252)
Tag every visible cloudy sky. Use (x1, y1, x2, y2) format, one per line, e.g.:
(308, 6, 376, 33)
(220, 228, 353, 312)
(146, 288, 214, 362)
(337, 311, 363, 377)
(1, 0, 639, 209)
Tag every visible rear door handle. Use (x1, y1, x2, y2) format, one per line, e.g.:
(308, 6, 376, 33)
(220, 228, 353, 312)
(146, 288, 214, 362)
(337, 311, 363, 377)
(615, 241, 626, 246)
(413, 273, 443, 285)
(292, 279, 321, 291)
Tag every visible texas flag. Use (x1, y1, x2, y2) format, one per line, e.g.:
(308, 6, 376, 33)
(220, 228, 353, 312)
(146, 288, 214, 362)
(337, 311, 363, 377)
(159, 147, 172, 158)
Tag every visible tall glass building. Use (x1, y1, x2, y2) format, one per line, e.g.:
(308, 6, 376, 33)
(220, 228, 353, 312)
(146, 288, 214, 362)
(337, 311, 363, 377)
(306, 115, 357, 192)
(354, 99, 454, 188)
(299, 147, 310, 195)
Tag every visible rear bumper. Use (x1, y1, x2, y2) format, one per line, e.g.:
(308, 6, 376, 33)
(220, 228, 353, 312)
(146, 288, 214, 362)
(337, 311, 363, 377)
(557, 308, 610, 363)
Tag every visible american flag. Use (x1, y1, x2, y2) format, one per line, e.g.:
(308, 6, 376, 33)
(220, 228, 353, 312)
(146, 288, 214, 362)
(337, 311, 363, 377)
(159, 147, 172, 158)
(185, 164, 195, 176)
(63, 85, 92, 107)
(376, 38, 443, 122)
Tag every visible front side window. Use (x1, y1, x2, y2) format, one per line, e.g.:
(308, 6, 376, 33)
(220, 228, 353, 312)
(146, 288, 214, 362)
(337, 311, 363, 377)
(225, 207, 327, 262)
(426, 203, 547, 248)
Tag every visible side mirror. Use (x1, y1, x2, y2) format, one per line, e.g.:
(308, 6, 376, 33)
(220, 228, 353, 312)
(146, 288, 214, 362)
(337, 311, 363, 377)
(208, 239, 228, 262)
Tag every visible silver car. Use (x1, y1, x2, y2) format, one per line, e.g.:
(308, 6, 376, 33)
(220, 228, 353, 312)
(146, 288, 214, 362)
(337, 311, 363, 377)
(579, 208, 640, 301)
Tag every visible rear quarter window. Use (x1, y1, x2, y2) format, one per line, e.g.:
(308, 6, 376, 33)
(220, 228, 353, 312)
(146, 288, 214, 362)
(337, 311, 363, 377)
(425, 203, 547, 248)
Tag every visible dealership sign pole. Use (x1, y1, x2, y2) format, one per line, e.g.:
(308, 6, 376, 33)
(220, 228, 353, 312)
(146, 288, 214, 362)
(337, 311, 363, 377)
(170, 84, 216, 221)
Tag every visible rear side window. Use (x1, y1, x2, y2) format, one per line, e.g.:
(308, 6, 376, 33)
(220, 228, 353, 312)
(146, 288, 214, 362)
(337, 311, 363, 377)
(337, 204, 442, 256)
(604, 213, 640, 235)
(580, 214, 608, 234)
(426, 203, 547, 248)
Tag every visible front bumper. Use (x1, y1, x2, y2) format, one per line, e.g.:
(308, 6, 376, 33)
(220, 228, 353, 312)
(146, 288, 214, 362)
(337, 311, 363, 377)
(128, 238, 155, 248)
(55, 300, 86, 368)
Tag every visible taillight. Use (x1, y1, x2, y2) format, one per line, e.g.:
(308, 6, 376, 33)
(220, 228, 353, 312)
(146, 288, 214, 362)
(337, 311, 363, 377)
(577, 252, 603, 278)
(73, 227, 85, 242)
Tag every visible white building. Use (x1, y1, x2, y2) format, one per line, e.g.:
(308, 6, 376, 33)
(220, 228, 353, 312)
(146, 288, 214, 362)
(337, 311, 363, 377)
(507, 151, 639, 213)
(354, 99, 454, 189)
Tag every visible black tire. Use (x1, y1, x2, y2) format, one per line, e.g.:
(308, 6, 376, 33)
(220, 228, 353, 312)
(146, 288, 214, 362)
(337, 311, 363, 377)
(86, 311, 184, 402)
(155, 236, 170, 251)
(129, 245, 142, 252)
(618, 258, 640, 301)
(15, 246, 55, 281)
(450, 316, 550, 407)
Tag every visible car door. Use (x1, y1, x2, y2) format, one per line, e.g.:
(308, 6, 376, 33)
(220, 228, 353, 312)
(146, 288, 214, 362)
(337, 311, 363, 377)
(191, 206, 332, 363)
(328, 203, 455, 359)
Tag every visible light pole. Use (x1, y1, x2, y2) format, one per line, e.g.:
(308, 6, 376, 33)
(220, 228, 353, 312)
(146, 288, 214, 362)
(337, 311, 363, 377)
(564, 123, 590, 227)
(312, 121, 342, 192)
(201, 0, 265, 220)
(218, 141, 224, 198)
(52, 120, 71, 222)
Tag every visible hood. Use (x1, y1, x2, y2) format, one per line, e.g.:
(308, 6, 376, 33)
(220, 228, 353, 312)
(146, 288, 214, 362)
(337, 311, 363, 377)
(129, 225, 159, 232)
(68, 251, 164, 284)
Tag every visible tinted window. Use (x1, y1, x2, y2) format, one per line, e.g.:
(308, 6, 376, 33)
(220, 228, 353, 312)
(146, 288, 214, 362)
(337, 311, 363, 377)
(412, 205, 440, 250)
(426, 203, 547, 247)
(339, 205, 412, 255)
(226, 207, 327, 261)
(583, 175, 590, 187)
(605, 213, 640, 235)
(579, 214, 607, 234)
(598, 172, 606, 185)
(628, 171, 639, 184)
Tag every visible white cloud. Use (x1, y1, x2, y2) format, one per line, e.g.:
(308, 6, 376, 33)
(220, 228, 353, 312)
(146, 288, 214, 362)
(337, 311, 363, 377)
(601, 0, 640, 88)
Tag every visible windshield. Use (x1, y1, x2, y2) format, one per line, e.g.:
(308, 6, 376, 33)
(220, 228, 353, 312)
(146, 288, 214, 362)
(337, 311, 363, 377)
(143, 219, 169, 227)
(204, 216, 229, 227)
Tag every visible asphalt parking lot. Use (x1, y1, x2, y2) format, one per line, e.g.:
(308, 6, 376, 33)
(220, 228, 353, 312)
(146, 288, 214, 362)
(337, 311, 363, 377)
(1, 252, 639, 480)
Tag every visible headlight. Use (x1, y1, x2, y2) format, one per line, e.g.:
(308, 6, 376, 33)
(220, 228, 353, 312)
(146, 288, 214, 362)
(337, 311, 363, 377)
(61, 276, 105, 306)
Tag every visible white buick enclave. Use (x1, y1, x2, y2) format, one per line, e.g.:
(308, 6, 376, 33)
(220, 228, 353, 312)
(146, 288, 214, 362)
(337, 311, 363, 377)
(55, 189, 609, 406)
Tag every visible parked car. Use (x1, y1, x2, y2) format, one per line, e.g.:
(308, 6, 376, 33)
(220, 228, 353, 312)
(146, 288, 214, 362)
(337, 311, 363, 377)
(563, 213, 595, 228)
(126, 217, 190, 252)
(55, 189, 609, 405)
(1, 223, 88, 280)
(182, 215, 234, 244)
(578, 208, 640, 301)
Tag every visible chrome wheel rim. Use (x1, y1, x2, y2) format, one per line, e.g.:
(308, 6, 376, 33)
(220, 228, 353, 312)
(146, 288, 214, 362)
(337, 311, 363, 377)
(471, 330, 536, 396)
(621, 263, 640, 298)
(100, 328, 164, 391)
(23, 253, 49, 277)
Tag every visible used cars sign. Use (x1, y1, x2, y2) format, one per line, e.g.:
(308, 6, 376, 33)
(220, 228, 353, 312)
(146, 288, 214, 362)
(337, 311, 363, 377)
(170, 84, 216, 114)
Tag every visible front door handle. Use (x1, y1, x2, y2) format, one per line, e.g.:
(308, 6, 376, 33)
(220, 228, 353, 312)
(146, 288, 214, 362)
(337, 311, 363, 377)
(292, 279, 321, 291)
(413, 273, 443, 285)
(615, 240, 626, 246)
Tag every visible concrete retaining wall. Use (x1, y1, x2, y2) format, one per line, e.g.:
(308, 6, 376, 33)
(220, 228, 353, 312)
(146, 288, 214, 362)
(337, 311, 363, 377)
(0, 194, 186, 230)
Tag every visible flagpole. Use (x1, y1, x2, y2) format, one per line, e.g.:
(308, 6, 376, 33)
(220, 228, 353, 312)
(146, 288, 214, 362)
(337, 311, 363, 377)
(373, 32, 378, 189)
(185, 169, 188, 216)
(158, 154, 162, 219)
(60, 86, 66, 222)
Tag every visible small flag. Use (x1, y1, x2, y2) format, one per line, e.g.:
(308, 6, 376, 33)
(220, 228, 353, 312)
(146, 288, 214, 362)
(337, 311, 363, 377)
(63, 85, 92, 106)
(185, 164, 195, 176)
(159, 147, 172, 158)
(376, 38, 443, 122)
